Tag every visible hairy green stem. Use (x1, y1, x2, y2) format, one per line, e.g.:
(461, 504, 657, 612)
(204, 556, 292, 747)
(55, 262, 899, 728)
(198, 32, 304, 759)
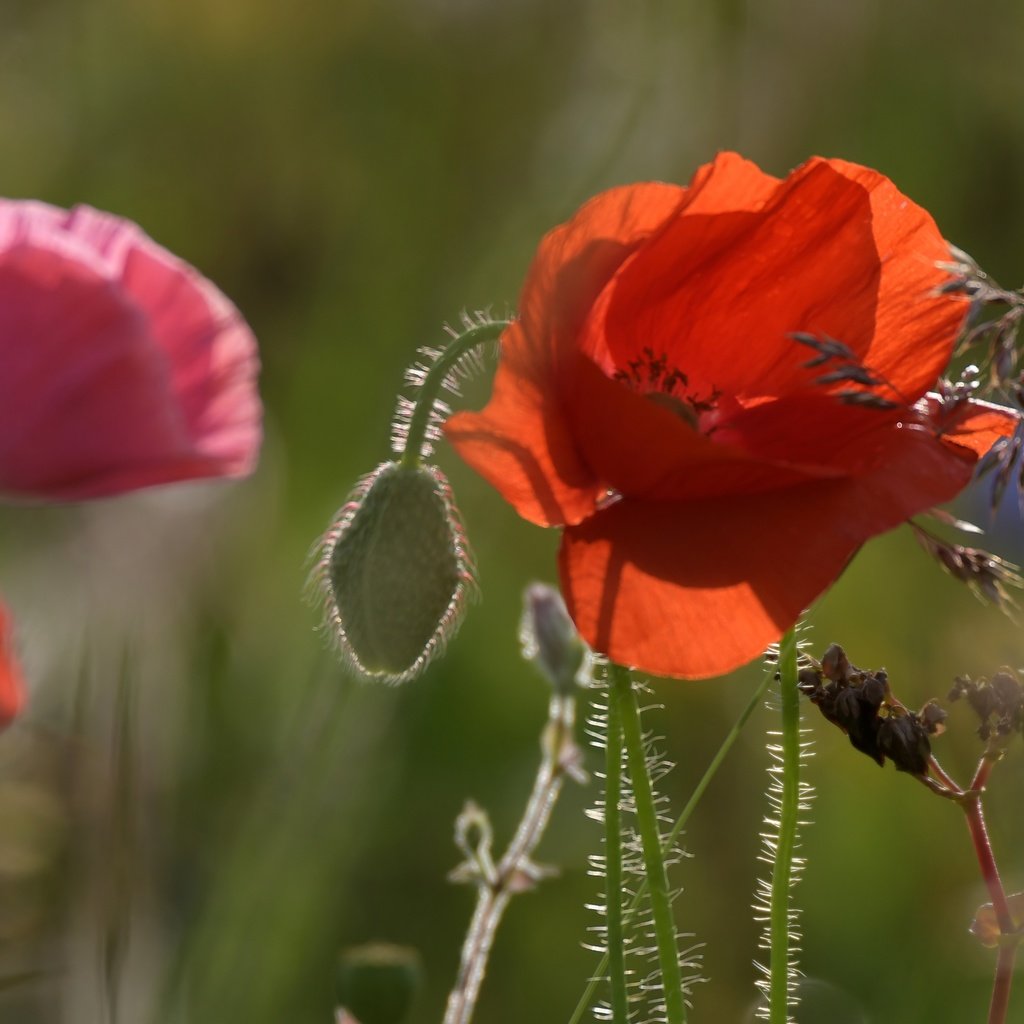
(768, 628, 800, 1024)
(570, 663, 776, 1024)
(603, 676, 630, 1024)
(610, 663, 687, 1024)
(399, 319, 510, 469)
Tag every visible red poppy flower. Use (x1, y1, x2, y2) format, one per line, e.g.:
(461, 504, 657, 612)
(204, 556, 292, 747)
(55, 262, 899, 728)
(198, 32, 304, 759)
(445, 153, 1018, 679)
(0, 199, 261, 500)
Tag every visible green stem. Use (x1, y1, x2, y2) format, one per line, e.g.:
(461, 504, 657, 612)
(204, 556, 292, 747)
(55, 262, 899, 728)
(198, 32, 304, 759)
(768, 628, 800, 1024)
(569, 662, 775, 1024)
(399, 319, 510, 469)
(603, 676, 630, 1024)
(105, 650, 136, 1024)
(610, 663, 687, 1024)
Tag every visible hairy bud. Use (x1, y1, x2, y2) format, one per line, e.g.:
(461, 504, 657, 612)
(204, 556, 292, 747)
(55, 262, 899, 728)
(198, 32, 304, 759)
(312, 461, 475, 682)
(519, 583, 587, 694)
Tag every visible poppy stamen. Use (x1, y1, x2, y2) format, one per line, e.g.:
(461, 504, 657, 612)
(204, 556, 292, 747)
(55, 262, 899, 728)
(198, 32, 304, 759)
(614, 348, 719, 431)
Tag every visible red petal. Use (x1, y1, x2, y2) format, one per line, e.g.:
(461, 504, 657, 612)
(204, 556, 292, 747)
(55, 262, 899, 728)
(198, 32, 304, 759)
(565, 355, 961, 504)
(445, 182, 685, 527)
(709, 391, 909, 476)
(560, 419, 979, 679)
(584, 156, 961, 405)
(564, 353, 828, 500)
(919, 395, 1019, 458)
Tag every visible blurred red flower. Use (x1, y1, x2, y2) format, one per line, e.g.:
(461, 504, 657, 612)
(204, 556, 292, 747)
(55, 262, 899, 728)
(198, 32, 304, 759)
(446, 153, 1017, 679)
(0, 199, 263, 726)
(0, 200, 261, 500)
(0, 604, 24, 730)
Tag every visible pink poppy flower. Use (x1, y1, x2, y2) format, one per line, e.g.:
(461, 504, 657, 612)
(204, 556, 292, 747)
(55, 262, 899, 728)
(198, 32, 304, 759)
(0, 200, 261, 500)
(0, 199, 263, 729)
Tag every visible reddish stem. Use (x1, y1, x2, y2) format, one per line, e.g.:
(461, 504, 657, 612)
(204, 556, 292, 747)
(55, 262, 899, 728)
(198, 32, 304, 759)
(927, 753, 962, 796)
(929, 750, 1018, 1024)
(963, 762, 1014, 935)
(988, 944, 1016, 1024)
(959, 754, 1018, 1024)
(971, 753, 998, 794)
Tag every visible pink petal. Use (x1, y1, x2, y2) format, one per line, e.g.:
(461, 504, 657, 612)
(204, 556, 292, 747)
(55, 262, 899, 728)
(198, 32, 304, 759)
(0, 200, 261, 500)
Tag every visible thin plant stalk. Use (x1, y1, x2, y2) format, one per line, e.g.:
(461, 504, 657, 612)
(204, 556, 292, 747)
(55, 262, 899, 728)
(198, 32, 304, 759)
(964, 792, 1014, 935)
(569, 663, 776, 1024)
(965, 760, 1017, 1024)
(609, 663, 687, 1024)
(927, 748, 1018, 1024)
(103, 650, 137, 1024)
(990, 945, 1016, 1024)
(767, 628, 800, 1024)
(603, 678, 630, 1024)
(443, 692, 579, 1024)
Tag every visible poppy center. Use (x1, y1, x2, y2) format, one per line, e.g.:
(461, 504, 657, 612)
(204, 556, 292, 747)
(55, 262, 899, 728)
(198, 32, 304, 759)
(613, 347, 719, 431)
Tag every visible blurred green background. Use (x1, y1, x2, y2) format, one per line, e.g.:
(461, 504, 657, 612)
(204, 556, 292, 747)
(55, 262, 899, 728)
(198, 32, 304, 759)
(1, 1, 1024, 1021)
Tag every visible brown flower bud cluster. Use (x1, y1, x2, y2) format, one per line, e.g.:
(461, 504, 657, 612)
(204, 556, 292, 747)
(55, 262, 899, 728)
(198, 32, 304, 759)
(949, 669, 1024, 743)
(797, 644, 946, 776)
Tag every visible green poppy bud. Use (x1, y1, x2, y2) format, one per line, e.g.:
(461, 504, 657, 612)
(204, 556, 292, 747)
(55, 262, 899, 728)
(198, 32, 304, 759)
(314, 461, 474, 682)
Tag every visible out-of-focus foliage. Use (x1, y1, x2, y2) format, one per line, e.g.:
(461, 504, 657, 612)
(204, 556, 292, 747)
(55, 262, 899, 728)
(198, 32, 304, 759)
(1, 1, 1023, 1022)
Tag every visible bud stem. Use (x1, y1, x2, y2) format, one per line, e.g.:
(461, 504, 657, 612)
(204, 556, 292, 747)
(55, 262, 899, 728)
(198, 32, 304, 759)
(400, 320, 511, 469)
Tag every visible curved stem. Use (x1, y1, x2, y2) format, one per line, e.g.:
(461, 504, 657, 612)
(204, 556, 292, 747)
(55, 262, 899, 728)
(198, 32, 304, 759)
(603, 678, 630, 1024)
(964, 792, 1014, 937)
(609, 664, 687, 1024)
(399, 320, 510, 468)
(768, 628, 800, 1024)
(964, 755, 1019, 1024)
(924, 748, 1017, 1024)
(926, 753, 963, 796)
(569, 663, 776, 1024)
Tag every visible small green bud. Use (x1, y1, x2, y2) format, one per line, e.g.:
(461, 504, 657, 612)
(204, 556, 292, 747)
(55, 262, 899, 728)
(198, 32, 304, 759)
(313, 462, 475, 682)
(519, 583, 587, 694)
(336, 943, 421, 1024)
